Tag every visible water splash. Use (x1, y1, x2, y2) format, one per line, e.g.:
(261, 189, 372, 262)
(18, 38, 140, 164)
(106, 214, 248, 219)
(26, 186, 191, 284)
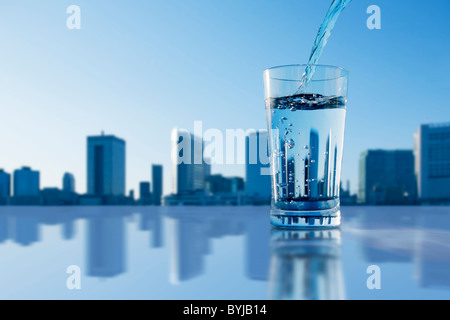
(296, 0, 352, 94)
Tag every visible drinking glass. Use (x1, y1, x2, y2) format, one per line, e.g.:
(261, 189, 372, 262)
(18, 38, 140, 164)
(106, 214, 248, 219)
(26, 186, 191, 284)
(263, 64, 348, 228)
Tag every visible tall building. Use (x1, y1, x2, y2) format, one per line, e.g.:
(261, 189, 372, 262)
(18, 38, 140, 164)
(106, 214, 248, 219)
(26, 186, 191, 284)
(87, 134, 126, 196)
(414, 123, 450, 203)
(245, 130, 271, 202)
(205, 174, 244, 194)
(139, 181, 152, 205)
(140, 181, 151, 198)
(359, 150, 416, 204)
(13, 166, 40, 196)
(152, 164, 163, 206)
(62, 172, 75, 193)
(0, 169, 11, 198)
(171, 128, 206, 195)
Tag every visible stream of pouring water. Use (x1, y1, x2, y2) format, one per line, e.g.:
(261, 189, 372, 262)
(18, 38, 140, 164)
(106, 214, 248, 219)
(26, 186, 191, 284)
(295, 0, 352, 94)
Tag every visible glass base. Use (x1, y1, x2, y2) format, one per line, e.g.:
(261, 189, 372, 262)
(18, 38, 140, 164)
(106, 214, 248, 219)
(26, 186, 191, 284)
(270, 207, 340, 229)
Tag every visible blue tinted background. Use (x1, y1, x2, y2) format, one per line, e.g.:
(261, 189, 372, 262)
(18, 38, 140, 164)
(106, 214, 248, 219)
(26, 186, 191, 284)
(0, 0, 449, 196)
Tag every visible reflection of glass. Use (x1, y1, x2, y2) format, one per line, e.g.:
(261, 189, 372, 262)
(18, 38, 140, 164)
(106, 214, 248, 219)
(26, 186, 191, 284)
(263, 65, 348, 228)
(268, 228, 344, 300)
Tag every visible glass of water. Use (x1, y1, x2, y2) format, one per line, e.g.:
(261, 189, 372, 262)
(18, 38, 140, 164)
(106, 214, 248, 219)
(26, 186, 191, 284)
(263, 64, 348, 228)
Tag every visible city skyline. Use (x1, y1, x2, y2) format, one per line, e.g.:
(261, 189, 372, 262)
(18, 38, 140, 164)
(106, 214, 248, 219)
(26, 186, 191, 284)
(1, 120, 449, 205)
(1, 1, 449, 197)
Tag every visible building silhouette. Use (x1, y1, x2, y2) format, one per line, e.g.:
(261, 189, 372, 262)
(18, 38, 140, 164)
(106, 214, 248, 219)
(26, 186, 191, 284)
(139, 181, 152, 205)
(152, 164, 163, 206)
(307, 130, 320, 198)
(245, 130, 271, 204)
(12, 167, 40, 205)
(62, 172, 75, 193)
(41, 187, 63, 205)
(61, 172, 78, 205)
(87, 134, 126, 196)
(171, 128, 207, 195)
(414, 122, 450, 203)
(13, 167, 40, 196)
(0, 169, 11, 204)
(205, 174, 244, 194)
(359, 150, 417, 204)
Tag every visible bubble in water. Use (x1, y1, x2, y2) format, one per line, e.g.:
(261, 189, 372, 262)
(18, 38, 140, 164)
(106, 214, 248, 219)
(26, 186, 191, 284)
(304, 145, 309, 149)
(285, 138, 295, 149)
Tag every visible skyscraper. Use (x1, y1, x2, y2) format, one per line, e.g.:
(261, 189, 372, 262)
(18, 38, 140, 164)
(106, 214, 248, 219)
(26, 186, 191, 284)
(139, 181, 152, 205)
(140, 181, 151, 198)
(13, 166, 40, 196)
(171, 128, 206, 195)
(62, 172, 75, 193)
(245, 130, 271, 202)
(152, 164, 163, 206)
(414, 123, 450, 203)
(205, 175, 244, 194)
(0, 169, 11, 198)
(359, 150, 417, 204)
(87, 134, 126, 196)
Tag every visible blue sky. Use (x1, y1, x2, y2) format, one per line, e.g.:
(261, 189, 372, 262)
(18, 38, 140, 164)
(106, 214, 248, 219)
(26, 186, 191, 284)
(0, 0, 449, 195)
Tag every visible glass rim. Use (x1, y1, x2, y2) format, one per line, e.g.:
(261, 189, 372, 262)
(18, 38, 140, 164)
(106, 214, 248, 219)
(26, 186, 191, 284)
(263, 64, 349, 82)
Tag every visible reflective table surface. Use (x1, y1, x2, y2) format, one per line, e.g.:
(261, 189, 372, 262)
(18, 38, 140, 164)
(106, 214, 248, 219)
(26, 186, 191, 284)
(0, 206, 449, 300)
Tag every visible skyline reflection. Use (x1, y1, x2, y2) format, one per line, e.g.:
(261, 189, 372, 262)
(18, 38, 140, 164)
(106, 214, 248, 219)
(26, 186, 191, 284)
(353, 206, 450, 290)
(0, 206, 450, 299)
